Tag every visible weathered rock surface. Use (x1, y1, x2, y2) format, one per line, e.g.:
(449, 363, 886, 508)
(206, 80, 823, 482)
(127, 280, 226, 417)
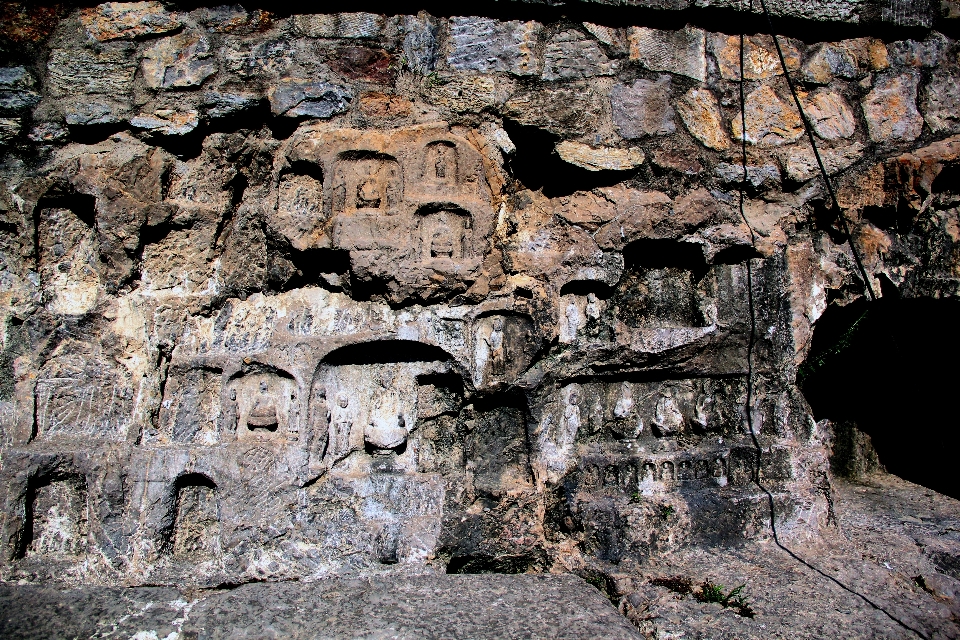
(0, 574, 642, 639)
(1, 3, 959, 638)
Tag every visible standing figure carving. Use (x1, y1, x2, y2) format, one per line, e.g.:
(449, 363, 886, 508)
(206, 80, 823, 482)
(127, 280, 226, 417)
(328, 393, 354, 464)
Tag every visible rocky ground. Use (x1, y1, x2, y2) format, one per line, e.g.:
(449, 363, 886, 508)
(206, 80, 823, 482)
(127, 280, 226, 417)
(0, 470, 956, 639)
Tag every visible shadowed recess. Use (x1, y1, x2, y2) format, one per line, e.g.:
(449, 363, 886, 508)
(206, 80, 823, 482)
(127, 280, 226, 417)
(322, 339, 454, 365)
(800, 297, 960, 499)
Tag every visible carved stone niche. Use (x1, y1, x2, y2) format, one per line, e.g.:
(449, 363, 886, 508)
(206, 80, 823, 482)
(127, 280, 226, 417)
(416, 205, 474, 267)
(18, 474, 88, 560)
(225, 369, 300, 442)
(274, 124, 496, 300)
(33, 345, 135, 443)
(310, 340, 457, 473)
(615, 240, 718, 329)
(275, 162, 326, 252)
(156, 367, 223, 445)
(471, 313, 537, 389)
(159, 473, 220, 562)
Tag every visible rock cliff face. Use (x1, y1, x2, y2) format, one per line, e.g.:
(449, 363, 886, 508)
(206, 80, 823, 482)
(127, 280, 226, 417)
(0, 1, 957, 591)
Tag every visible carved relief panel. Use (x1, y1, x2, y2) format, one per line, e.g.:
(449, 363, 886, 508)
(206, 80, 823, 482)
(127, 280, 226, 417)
(156, 367, 223, 445)
(274, 124, 496, 302)
(534, 377, 749, 485)
(226, 371, 300, 442)
(34, 348, 135, 442)
(471, 313, 537, 389)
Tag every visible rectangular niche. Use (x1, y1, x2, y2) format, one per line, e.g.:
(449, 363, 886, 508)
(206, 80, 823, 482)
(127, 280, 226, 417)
(615, 239, 715, 329)
(22, 476, 88, 559)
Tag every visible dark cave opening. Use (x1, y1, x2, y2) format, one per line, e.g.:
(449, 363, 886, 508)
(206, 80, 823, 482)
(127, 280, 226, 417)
(800, 296, 960, 499)
(501, 119, 640, 198)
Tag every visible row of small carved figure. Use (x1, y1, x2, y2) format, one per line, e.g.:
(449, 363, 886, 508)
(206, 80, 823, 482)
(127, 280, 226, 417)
(580, 455, 728, 490)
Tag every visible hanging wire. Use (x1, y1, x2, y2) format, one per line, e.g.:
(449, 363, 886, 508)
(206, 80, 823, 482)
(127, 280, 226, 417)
(737, 5, 928, 637)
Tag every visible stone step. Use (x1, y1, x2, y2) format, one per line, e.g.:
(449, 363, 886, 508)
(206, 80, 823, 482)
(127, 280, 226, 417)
(0, 573, 641, 640)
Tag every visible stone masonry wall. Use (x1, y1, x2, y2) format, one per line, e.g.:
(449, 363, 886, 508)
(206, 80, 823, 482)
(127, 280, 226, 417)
(0, 1, 957, 587)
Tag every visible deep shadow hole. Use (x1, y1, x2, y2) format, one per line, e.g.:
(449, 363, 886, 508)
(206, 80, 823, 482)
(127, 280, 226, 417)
(323, 339, 453, 365)
(713, 245, 763, 265)
(800, 297, 960, 499)
(176, 472, 216, 491)
(623, 239, 709, 281)
(502, 119, 639, 198)
(559, 280, 613, 298)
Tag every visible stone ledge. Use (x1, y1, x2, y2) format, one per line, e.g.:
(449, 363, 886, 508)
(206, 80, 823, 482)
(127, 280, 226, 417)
(0, 574, 641, 640)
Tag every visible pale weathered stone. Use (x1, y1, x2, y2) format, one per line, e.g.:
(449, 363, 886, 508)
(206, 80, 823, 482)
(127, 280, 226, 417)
(556, 141, 645, 171)
(130, 109, 200, 136)
(921, 69, 960, 134)
(611, 76, 675, 139)
(779, 142, 865, 182)
(732, 84, 803, 147)
(291, 12, 384, 39)
(63, 101, 124, 126)
(676, 88, 729, 150)
(201, 92, 262, 119)
(79, 2, 181, 41)
(715, 162, 781, 187)
(46, 45, 137, 98)
(402, 13, 439, 74)
(888, 33, 951, 68)
(801, 43, 859, 83)
(803, 89, 856, 140)
(628, 26, 706, 82)
(292, 13, 338, 37)
(426, 74, 515, 114)
(582, 22, 628, 52)
(268, 81, 353, 118)
(503, 81, 606, 136)
(0, 67, 39, 112)
(447, 16, 542, 76)
(713, 34, 801, 81)
(338, 12, 386, 39)
(141, 32, 217, 90)
(862, 72, 923, 143)
(542, 29, 617, 81)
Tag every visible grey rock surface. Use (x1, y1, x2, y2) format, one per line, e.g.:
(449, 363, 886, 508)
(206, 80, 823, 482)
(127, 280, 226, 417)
(0, 574, 641, 640)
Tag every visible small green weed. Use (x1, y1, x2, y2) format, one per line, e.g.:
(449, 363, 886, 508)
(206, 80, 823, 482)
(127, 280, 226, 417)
(659, 504, 675, 518)
(630, 491, 642, 504)
(695, 582, 755, 618)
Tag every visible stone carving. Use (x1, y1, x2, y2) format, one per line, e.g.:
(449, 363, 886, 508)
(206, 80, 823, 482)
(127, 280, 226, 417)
(37, 207, 101, 316)
(227, 371, 299, 441)
(167, 476, 220, 561)
(157, 368, 223, 445)
(5, 11, 959, 631)
(472, 314, 536, 388)
(559, 291, 604, 343)
(34, 351, 135, 442)
(274, 124, 496, 302)
(23, 477, 88, 559)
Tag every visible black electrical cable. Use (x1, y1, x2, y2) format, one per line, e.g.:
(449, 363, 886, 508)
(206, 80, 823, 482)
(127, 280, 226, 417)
(736, 7, 929, 638)
(756, 0, 878, 302)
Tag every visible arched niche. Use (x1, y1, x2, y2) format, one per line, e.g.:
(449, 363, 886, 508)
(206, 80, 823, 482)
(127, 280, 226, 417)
(224, 365, 300, 443)
(414, 204, 473, 264)
(330, 150, 402, 215)
(557, 280, 613, 344)
(471, 311, 538, 389)
(310, 340, 459, 469)
(18, 472, 88, 560)
(159, 473, 220, 561)
(616, 239, 713, 329)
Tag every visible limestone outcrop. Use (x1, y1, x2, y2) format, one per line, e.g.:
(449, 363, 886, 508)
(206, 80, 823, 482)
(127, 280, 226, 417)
(0, 4, 957, 625)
